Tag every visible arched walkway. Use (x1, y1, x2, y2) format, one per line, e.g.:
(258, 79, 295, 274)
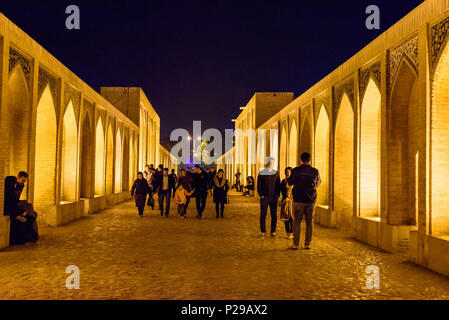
(129, 136, 135, 190)
(388, 60, 418, 225)
(431, 41, 449, 236)
(106, 125, 114, 195)
(360, 78, 381, 219)
(334, 94, 354, 231)
(300, 114, 311, 157)
(95, 118, 105, 196)
(122, 135, 130, 191)
(279, 126, 287, 176)
(114, 129, 122, 193)
(8, 66, 30, 181)
(269, 129, 279, 170)
(289, 120, 298, 167)
(62, 101, 78, 203)
(315, 106, 329, 206)
(34, 85, 57, 212)
(80, 113, 93, 199)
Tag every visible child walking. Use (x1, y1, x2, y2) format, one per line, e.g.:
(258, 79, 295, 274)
(174, 183, 194, 218)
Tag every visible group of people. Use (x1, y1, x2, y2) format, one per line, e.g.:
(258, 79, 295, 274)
(131, 164, 229, 219)
(257, 152, 321, 250)
(3, 152, 319, 251)
(131, 152, 320, 250)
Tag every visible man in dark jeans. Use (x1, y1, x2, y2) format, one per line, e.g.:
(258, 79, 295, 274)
(192, 165, 208, 219)
(158, 168, 175, 217)
(286, 152, 321, 250)
(257, 157, 280, 237)
(169, 169, 177, 198)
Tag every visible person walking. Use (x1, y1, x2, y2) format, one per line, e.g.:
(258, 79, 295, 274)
(131, 172, 151, 217)
(186, 165, 194, 178)
(152, 164, 164, 210)
(257, 157, 281, 237)
(169, 169, 178, 198)
(213, 169, 229, 218)
(287, 152, 321, 250)
(145, 165, 155, 209)
(280, 167, 294, 239)
(177, 169, 193, 217)
(192, 165, 208, 219)
(158, 168, 175, 217)
(174, 183, 187, 217)
(208, 167, 216, 197)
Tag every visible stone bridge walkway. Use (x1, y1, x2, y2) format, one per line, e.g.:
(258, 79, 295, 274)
(1, 193, 449, 300)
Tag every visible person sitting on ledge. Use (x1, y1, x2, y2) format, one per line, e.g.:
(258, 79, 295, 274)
(4, 171, 39, 246)
(242, 176, 255, 196)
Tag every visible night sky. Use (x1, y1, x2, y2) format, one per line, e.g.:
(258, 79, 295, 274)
(0, 0, 424, 138)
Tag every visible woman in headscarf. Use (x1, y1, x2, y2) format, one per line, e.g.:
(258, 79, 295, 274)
(131, 172, 151, 217)
(280, 167, 294, 239)
(213, 169, 229, 218)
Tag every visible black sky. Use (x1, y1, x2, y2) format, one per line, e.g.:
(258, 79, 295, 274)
(0, 0, 424, 138)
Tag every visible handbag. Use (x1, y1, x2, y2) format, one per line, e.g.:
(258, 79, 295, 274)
(147, 194, 154, 207)
(280, 198, 292, 221)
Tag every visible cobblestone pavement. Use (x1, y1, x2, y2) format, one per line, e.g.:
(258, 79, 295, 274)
(1, 192, 449, 300)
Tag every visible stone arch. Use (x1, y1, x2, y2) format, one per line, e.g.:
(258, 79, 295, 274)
(334, 93, 354, 230)
(279, 125, 287, 175)
(289, 119, 298, 167)
(114, 128, 122, 193)
(122, 133, 130, 191)
(94, 118, 105, 196)
(129, 135, 135, 189)
(300, 113, 311, 157)
(106, 124, 114, 195)
(243, 129, 248, 180)
(315, 106, 329, 206)
(269, 127, 279, 169)
(388, 58, 418, 225)
(360, 77, 381, 219)
(62, 101, 78, 203)
(431, 37, 449, 235)
(8, 65, 30, 183)
(34, 84, 57, 212)
(80, 112, 93, 199)
(257, 129, 267, 169)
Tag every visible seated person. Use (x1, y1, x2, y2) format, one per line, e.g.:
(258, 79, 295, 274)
(4, 171, 39, 246)
(242, 176, 255, 196)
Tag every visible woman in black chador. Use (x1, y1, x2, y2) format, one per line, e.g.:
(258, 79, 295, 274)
(131, 172, 151, 217)
(213, 169, 229, 218)
(4, 171, 39, 246)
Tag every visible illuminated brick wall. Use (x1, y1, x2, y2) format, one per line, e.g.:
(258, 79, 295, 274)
(315, 106, 330, 207)
(334, 94, 354, 230)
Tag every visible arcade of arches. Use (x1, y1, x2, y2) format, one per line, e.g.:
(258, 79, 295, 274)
(4, 0, 449, 282)
(215, 0, 449, 279)
(0, 15, 177, 252)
